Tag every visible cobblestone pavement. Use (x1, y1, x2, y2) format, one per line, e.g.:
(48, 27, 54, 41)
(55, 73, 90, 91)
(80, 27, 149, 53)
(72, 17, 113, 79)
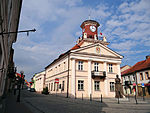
(21, 90, 150, 113)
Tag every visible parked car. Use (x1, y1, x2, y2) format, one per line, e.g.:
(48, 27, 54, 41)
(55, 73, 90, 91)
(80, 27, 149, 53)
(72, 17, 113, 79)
(30, 88, 36, 92)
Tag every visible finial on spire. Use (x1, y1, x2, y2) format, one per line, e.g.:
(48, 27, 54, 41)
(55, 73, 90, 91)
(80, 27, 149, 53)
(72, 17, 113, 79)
(88, 8, 91, 20)
(88, 13, 91, 20)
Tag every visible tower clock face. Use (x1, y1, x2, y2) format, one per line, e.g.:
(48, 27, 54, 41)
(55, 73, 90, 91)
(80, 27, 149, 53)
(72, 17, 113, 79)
(90, 26, 96, 32)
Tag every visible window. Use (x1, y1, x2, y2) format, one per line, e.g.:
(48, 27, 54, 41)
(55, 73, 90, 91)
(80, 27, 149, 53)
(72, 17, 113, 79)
(110, 82, 114, 92)
(54, 82, 55, 91)
(0, 43, 2, 65)
(94, 62, 99, 72)
(94, 81, 100, 91)
(78, 61, 83, 70)
(62, 81, 64, 91)
(49, 83, 50, 90)
(64, 62, 66, 70)
(140, 73, 143, 80)
(133, 75, 135, 81)
(51, 83, 53, 91)
(55, 67, 57, 74)
(58, 65, 60, 72)
(145, 72, 149, 80)
(57, 83, 59, 91)
(108, 64, 113, 72)
(128, 76, 130, 81)
(78, 80, 84, 90)
(59, 84, 61, 89)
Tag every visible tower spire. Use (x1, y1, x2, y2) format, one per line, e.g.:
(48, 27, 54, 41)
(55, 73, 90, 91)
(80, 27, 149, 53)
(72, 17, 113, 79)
(88, 8, 91, 20)
(88, 13, 91, 20)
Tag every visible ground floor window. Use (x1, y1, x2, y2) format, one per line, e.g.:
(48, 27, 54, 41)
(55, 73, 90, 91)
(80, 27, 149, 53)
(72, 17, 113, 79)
(78, 80, 84, 91)
(94, 81, 100, 91)
(56, 83, 59, 91)
(54, 82, 55, 91)
(51, 83, 53, 91)
(62, 81, 64, 91)
(110, 82, 115, 92)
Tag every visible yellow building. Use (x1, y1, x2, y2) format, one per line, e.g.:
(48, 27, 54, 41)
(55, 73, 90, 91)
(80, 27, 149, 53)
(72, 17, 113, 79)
(45, 20, 123, 98)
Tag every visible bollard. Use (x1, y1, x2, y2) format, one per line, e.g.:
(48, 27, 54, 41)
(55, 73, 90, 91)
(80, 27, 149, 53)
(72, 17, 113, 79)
(135, 95, 138, 104)
(90, 94, 92, 101)
(128, 94, 130, 101)
(143, 95, 145, 101)
(75, 93, 76, 99)
(118, 97, 119, 104)
(101, 94, 103, 103)
(82, 93, 83, 100)
(118, 91, 120, 104)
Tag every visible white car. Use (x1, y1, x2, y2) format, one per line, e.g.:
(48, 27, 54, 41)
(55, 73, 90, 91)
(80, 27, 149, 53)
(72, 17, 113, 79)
(27, 87, 30, 91)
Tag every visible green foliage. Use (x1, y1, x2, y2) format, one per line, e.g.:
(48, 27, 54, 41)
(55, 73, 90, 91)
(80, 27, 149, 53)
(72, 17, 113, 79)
(42, 87, 49, 95)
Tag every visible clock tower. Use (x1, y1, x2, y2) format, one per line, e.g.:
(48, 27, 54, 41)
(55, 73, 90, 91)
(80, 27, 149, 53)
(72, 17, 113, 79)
(80, 20, 100, 40)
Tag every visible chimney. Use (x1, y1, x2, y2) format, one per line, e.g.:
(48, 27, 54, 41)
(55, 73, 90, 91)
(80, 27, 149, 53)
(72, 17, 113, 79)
(146, 55, 150, 59)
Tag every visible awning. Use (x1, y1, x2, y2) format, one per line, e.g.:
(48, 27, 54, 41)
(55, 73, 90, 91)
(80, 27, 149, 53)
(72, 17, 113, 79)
(145, 83, 150, 86)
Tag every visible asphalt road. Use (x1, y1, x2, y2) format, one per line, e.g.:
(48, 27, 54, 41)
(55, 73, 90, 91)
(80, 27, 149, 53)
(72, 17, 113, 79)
(21, 90, 150, 113)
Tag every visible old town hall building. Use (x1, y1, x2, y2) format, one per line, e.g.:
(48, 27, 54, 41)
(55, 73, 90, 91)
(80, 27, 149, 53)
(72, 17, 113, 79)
(45, 20, 123, 98)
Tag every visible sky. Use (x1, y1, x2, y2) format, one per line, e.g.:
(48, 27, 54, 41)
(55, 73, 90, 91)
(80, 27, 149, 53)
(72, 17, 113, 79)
(13, 0, 150, 81)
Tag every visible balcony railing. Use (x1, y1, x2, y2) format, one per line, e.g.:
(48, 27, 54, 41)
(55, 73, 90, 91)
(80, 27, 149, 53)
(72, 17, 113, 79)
(91, 71, 106, 78)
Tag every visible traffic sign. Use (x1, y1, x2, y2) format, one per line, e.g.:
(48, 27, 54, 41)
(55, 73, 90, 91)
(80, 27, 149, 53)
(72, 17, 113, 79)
(55, 78, 59, 84)
(141, 83, 145, 87)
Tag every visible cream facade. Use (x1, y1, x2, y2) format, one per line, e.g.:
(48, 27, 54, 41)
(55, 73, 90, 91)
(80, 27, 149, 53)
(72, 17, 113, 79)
(0, 0, 22, 97)
(34, 71, 46, 93)
(45, 20, 123, 98)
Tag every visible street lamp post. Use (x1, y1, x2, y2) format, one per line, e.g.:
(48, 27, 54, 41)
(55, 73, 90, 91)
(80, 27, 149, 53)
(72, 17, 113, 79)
(17, 71, 24, 102)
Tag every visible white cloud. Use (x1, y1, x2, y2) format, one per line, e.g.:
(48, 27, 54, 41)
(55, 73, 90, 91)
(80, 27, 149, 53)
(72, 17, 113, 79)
(110, 41, 136, 50)
(14, 0, 150, 81)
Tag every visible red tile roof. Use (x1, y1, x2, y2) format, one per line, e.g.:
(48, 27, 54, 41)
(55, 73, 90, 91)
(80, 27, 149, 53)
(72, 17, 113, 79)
(45, 40, 84, 69)
(71, 40, 84, 50)
(121, 57, 150, 76)
(121, 65, 128, 69)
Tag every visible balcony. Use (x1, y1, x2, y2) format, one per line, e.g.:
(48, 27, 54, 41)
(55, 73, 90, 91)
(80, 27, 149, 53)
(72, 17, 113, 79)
(91, 71, 106, 79)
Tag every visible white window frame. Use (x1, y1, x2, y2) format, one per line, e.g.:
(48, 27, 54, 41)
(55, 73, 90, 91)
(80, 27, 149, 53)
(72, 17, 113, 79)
(78, 80, 84, 91)
(64, 62, 66, 71)
(78, 61, 83, 70)
(94, 62, 99, 72)
(62, 81, 64, 91)
(94, 81, 100, 91)
(108, 64, 113, 72)
(110, 82, 115, 92)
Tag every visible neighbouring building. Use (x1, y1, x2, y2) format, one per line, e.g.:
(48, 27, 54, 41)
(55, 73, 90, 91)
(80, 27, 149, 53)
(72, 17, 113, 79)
(45, 20, 123, 98)
(0, 0, 22, 101)
(121, 65, 131, 72)
(121, 55, 150, 97)
(34, 71, 46, 93)
(121, 65, 133, 95)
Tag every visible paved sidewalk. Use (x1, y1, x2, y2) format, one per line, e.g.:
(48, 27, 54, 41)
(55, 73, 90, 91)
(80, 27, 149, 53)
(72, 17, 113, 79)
(2, 92, 33, 113)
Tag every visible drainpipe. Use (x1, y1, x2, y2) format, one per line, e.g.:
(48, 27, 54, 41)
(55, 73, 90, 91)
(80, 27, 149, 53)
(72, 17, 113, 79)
(66, 52, 70, 98)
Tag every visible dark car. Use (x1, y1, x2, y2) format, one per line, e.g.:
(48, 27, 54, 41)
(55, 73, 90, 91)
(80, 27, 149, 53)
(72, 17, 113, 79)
(30, 88, 36, 92)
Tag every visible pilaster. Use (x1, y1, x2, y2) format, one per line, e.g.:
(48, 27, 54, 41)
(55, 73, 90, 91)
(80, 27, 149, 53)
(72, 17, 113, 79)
(88, 60, 92, 97)
(71, 59, 75, 96)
